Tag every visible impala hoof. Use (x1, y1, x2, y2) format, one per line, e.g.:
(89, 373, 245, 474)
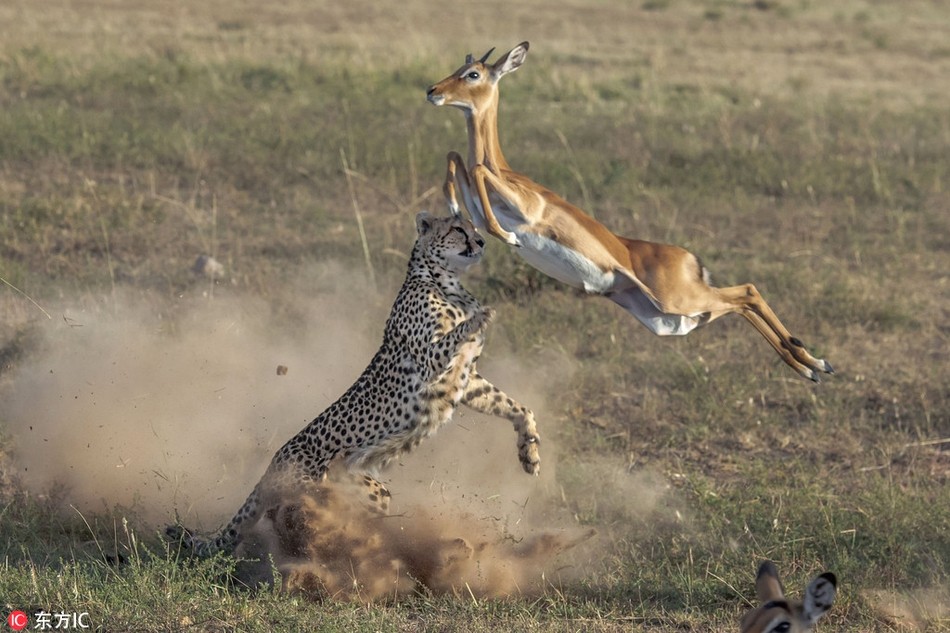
(820, 359, 835, 374)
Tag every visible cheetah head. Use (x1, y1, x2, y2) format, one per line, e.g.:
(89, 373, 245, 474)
(415, 211, 485, 273)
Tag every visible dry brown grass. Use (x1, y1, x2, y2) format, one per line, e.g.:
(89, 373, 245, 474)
(3, 0, 948, 106)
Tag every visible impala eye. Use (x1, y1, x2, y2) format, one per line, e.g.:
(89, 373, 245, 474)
(466, 71, 480, 80)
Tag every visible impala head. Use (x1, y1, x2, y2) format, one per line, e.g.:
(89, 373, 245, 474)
(740, 561, 837, 633)
(426, 41, 529, 112)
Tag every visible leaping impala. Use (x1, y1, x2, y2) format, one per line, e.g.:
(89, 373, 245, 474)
(426, 42, 834, 382)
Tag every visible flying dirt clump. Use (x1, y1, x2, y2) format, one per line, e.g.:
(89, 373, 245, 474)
(233, 465, 595, 602)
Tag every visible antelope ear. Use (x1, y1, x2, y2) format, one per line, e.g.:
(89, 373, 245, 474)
(416, 211, 434, 235)
(802, 572, 837, 625)
(755, 561, 786, 603)
(491, 41, 529, 80)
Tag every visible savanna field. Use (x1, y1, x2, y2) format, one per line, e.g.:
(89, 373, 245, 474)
(1, 0, 949, 630)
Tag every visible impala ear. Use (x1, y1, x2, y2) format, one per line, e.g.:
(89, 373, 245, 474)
(755, 561, 786, 603)
(416, 211, 434, 235)
(491, 41, 529, 79)
(802, 572, 837, 625)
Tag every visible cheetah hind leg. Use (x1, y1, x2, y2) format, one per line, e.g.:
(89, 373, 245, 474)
(165, 513, 236, 558)
(358, 473, 392, 515)
(316, 459, 392, 515)
(165, 485, 259, 558)
(165, 519, 212, 557)
(165, 472, 390, 557)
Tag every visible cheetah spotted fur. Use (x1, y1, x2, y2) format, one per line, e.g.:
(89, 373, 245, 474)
(167, 212, 541, 556)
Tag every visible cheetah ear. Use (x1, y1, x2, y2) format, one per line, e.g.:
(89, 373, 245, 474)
(416, 211, 434, 235)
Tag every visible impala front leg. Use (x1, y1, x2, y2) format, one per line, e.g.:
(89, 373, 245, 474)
(445, 151, 490, 233)
(472, 164, 522, 247)
(443, 151, 467, 217)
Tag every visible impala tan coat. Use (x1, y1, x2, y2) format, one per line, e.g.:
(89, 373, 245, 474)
(427, 42, 834, 381)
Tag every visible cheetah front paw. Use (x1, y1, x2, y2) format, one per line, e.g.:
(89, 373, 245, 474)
(518, 432, 541, 476)
(468, 306, 495, 333)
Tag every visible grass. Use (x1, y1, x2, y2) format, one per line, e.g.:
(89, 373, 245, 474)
(1, 0, 949, 630)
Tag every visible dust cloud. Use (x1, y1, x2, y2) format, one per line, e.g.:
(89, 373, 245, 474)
(863, 587, 950, 631)
(1, 265, 385, 528)
(0, 264, 670, 599)
(234, 465, 595, 601)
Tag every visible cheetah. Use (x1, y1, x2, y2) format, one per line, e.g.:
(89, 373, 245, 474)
(168, 211, 541, 556)
(740, 561, 837, 633)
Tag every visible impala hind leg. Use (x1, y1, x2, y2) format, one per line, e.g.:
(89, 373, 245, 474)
(617, 241, 832, 380)
(709, 283, 834, 382)
(736, 310, 827, 382)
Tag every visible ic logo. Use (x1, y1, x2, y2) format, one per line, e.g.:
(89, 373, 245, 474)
(7, 611, 28, 631)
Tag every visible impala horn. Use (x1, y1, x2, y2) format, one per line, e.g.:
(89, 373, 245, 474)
(479, 47, 496, 63)
(465, 53, 474, 64)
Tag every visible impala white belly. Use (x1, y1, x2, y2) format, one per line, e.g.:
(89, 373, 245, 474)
(513, 230, 619, 294)
(480, 201, 702, 336)
(480, 201, 618, 293)
(607, 286, 703, 336)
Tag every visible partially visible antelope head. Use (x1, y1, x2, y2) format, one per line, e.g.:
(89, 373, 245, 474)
(426, 41, 529, 113)
(740, 561, 837, 633)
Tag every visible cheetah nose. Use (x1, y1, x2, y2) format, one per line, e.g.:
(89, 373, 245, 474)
(474, 235, 485, 247)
